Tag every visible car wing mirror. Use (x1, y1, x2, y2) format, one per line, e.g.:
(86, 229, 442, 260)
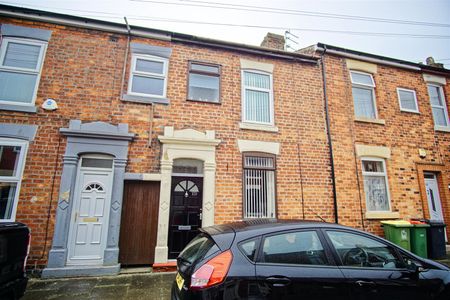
(407, 260, 425, 273)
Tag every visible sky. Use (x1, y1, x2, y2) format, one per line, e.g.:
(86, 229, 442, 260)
(1, 0, 449, 67)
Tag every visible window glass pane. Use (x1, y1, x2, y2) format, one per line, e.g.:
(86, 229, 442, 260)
(428, 86, 443, 106)
(432, 107, 448, 126)
(244, 72, 270, 89)
(350, 72, 374, 86)
(399, 90, 417, 111)
(262, 231, 327, 265)
(81, 158, 113, 168)
(0, 71, 37, 103)
(3, 42, 41, 70)
(245, 90, 270, 123)
(327, 231, 404, 268)
(0, 182, 17, 219)
(131, 75, 164, 96)
(239, 239, 258, 262)
(364, 175, 389, 211)
(179, 234, 218, 265)
(188, 73, 219, 102)
(191, 63, 219, 73)
(352, 87, 376, 118)
(244, 156, 274, 168)
(135, 59, 164, 74)
(173, 159, 203, 174)
(0, 145, 22, 176)
(244, 167, 275, 218)
(362, 160, 384, 173)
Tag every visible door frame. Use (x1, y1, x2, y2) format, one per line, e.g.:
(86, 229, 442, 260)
(424, 173, 444, 221)
(66, 155, 114, 265)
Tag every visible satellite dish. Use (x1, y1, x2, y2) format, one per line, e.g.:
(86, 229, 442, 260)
(42, 98, 58, 111)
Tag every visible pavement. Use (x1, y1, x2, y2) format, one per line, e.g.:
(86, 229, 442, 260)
(23, 271, 176, 300)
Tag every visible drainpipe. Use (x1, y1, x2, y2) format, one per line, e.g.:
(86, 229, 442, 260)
(321, 45, 339, 224)
(120, 17, 131, 99)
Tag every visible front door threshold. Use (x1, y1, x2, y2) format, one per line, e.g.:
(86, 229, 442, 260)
(41, 264, 120, 278)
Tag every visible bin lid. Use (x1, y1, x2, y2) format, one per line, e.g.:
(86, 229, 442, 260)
(409, 220, 430, 227)
(380, 220, 413, 227)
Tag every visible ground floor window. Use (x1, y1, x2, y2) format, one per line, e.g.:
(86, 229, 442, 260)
(361, 157, 391, 212)
(0, 138, 28, 221)
(243, 153, 276, 218)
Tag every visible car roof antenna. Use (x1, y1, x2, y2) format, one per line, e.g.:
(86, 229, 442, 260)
(306, 208, 326, 222)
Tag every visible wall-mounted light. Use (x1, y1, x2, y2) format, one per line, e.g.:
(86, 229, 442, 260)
(42, 98, 58, 111)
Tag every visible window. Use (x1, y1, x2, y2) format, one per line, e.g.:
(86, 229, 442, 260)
(239, 238, 259, 262)
(188, 62, 220, 103)
(243, 153, 276, 218)
(0, 38, 47, 106)
(262, 231, 328, 265)
(427, 84, 449, 128)
(361, 158, 391, 212)
(0, 139, 28, 221)
(327, 231, 405, 269)
(397, 88, 419, 113)
(128, 54, 168, 98)
(350, 71, 377, 119)
(242, 70, 273, 124)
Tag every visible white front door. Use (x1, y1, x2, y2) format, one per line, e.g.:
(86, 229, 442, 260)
(67, 156, 114, 265)
(425, 173, 444, 222)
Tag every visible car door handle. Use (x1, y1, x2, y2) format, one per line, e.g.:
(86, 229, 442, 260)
(355, 280, 376, 287)
(265, 276, 291, 287)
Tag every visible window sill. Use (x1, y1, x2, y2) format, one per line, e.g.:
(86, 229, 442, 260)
(434, 125, 450, 133)
(0, 103, 37, 113)
(187, 98, 221, 105)
(400, 109, 420, 114)
(121, 94, 169, 105)
(354, 117, 386, 125)
(239, 122, 278, 132)
(365, 211, 400, 220)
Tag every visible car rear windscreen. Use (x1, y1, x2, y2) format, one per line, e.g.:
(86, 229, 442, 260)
(178, 234, 219, 266)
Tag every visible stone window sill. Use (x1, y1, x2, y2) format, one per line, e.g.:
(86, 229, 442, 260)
(121, 94, 169, 105)
(354, 117, 386, 125)
(239, 122, 278, 132)
(434, 125, 450, 133)
(365, 211, 400, 220)
(0, 103, 37, 113)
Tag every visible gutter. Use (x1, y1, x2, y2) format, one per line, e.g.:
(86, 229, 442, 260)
(0, 4, 318, 64)
(320, 45, 339, 224)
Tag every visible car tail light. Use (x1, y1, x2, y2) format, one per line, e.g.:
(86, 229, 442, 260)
(190, 250, 233, 289)
(23, 233, 31, 272)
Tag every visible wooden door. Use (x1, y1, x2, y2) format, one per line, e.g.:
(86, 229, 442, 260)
(119, 181, 160, 265)
(168, 176, 203, 259)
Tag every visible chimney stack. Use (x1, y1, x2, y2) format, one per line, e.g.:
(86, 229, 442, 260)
(425, 56, 444, 68)
(260, 33, 285, 50)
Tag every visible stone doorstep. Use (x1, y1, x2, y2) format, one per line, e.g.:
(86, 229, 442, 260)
(152, 262, 177, 273)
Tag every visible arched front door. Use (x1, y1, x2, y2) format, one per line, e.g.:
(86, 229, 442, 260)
(168, 175, 203, 259)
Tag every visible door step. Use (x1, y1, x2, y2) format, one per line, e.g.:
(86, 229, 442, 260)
(152, 262, 177, 272)
(119, 266, 153, 274)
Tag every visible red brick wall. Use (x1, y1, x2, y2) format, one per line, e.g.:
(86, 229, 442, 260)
(0, 17, 333, 267)
(324, 54, 450, 237)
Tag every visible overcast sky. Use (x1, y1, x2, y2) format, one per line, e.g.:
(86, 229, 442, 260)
(1, 0, 449, 67)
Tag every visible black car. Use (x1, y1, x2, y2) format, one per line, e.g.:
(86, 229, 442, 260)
(0, 222, 30, 300)
(172, 219, 450, 300)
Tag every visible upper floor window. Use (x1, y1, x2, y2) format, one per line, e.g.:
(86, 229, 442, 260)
(0, 139, 28, 221)
(361, 158, 391, 212)
(243, 153, 276, 218)
(242, 70, 274, 125)
(188, 62, 220, 103)
(397, 88, 419, 113)
(427, 84, 449, 128)
(128, 54, 168, 98)
(0, 38, 47, 106)
(350, 71, 377, 119)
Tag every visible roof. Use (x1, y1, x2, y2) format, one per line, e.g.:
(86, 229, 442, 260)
(0, 4, 317, 64)
(316, 42, 450, 75)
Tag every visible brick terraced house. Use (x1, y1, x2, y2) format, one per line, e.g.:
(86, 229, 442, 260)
(0, 4, 448, 277)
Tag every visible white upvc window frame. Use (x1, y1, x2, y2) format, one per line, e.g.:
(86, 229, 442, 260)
(0, 37, 48, 106)
(397, 87, 419, 113)
(0, 138, 29, 222)
(127, 54, 168, 98)
(241, 69, 274, 126)
(350, 70, 378, 119)
(427, 84, 450, 130)
(361, 157, 392, 213)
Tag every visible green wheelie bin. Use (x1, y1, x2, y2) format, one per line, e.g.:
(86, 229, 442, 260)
(409, 221, 429, 258)
(381, 220, 413, 251)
